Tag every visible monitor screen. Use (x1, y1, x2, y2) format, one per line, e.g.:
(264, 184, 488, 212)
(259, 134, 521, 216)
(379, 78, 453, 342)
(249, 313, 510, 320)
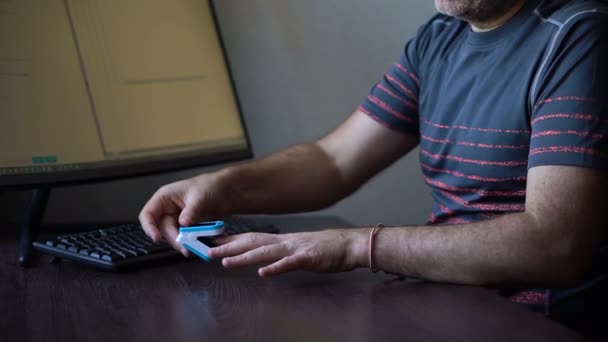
(0, 0, 251, 188)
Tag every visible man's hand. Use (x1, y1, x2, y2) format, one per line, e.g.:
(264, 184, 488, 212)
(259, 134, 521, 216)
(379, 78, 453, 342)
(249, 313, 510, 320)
(208, 230, 368, 277)
(139, 172, 230, 256)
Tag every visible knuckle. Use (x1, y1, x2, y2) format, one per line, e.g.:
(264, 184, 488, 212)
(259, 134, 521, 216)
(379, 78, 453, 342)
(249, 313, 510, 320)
(282, 240, 296, 251)
(304, 248, 320, 264)
(239, 254, 249, 263)
(157, 185, 170, 195)
(246, 233, 257, 244)
(277, 243, 291, 255)
(261, 247, 272, 256)
(139, 213, 151, 224)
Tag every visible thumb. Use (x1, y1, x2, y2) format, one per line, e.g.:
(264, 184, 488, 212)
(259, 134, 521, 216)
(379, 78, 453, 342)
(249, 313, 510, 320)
(178, 195, 206, 227)
(179, 206, 198, 226)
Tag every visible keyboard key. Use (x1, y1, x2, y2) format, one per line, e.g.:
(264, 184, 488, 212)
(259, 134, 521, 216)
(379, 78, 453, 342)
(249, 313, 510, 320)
(124, 250, 138, 257)
(102, 253, 126, 262)
(94, 246, 110, 253)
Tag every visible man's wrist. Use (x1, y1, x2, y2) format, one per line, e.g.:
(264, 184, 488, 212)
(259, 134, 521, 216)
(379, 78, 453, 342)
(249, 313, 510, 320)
(220, 167, 245, 213)
(347, 228, 373, 269)
(195, 167, 242, 215)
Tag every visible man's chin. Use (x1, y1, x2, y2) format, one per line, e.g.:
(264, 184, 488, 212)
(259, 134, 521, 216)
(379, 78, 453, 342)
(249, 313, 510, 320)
(434, 0, 523, 24)
(434, 0, 472, 18)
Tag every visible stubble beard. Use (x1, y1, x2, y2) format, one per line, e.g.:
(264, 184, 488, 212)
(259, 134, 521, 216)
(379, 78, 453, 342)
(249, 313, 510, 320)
(434, 0, 524, 24)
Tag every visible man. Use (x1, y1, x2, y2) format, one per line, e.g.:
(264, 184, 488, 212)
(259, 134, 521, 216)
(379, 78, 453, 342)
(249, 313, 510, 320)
(140, 0, 607, 333)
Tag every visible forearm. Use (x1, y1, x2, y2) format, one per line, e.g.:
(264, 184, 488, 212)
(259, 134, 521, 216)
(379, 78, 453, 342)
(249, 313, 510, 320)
(216, 142, 354, 214)
(354, 213, 596, 288)
(208, 110, 418, 215)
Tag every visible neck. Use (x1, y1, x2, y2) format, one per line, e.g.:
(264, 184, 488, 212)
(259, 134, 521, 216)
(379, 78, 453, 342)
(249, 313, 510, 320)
(470, 0, 527, 32)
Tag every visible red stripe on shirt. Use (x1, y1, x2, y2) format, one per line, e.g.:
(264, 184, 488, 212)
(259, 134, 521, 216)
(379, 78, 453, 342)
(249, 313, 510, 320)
(477, 213, 502, 220)
(358, 106, 395, 130)
(535, 96, 596, 108)
(422, 135, 529, 150)
(425, 177, 527, 197)
(438, 190, 526, 212)
(421, 162, 528, 183)
(429, 203, 461, 225)
(445, 217, 473, 224)
(531, 113, 595, 125)
(395, 63, 421, 85)
(377, 84, 418, 111)
(385, 74, 419, 103)
(428, 211, 438, 223)
(509, 291, 548, 305)
(429, 216, 473, 225)
(531, 130, 604, 140)
(529, 146, 604, 157)
(423, 120, 531, 134)
(421, 149, 528, 167)
(367, 95, 416, 123)
(430, 212, 503, 225)
(438, 203, 455, 215)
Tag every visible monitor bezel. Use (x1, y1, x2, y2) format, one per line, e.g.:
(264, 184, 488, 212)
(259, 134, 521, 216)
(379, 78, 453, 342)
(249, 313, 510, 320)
(0, 0, 253, 190)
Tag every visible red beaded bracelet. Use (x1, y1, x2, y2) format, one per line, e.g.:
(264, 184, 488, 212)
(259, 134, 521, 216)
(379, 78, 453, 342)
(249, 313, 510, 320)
(368, 223, 384, 273)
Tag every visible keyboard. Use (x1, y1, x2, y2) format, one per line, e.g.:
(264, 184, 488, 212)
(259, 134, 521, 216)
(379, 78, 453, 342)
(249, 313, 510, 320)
(32, 217, 279, 271)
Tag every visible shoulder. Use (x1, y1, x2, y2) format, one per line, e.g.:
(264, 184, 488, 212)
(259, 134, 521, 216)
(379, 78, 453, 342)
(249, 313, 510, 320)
(534, 0, 608, 27)
(530, 1, 607, 111)
(533, 0, 607, 64)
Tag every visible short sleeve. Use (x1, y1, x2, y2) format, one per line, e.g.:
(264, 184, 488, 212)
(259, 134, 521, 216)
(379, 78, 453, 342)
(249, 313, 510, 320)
(529, 14, 608, 170)
(358, 35, 422, 136)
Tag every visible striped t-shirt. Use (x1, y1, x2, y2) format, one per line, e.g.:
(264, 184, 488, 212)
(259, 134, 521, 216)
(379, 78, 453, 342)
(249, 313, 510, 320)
(360, 0, 608, 225)
(359, 0, 608, 317)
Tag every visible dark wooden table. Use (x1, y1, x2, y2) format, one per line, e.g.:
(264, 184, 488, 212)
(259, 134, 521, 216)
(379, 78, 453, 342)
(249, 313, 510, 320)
(0, 216, 590, 341)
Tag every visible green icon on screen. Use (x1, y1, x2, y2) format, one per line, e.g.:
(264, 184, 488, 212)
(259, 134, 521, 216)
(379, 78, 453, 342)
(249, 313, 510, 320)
(32, 156, 58, 164)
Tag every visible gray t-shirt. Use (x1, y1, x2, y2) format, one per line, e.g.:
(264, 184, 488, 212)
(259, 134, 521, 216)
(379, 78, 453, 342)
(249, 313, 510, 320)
(359, 0, 608, 316)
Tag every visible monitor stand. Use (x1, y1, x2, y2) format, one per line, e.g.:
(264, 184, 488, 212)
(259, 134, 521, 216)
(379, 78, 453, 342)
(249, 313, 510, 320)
(18, 187, 51, 267)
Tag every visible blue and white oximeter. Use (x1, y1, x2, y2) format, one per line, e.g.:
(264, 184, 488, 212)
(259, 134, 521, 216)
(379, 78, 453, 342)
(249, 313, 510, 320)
(176, 221, 225, 262)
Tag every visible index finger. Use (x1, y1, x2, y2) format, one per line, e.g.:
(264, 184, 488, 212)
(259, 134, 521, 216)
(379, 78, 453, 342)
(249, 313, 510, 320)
(209, 233, 279, 259)
(139, 192, 166, 243)
(158, 215, 190, 257)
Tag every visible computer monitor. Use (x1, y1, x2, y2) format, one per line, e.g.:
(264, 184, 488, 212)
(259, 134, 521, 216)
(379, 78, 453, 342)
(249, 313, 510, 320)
(0, 0, 251, 189)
